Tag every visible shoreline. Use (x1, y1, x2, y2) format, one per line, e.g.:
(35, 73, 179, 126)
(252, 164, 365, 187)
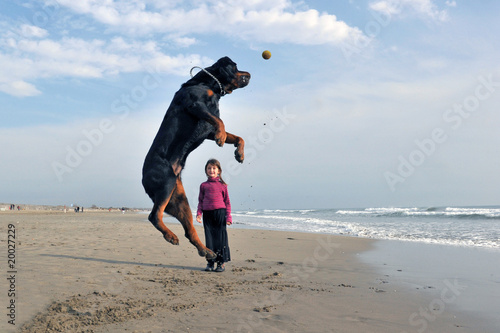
(0, 211, 492, 332)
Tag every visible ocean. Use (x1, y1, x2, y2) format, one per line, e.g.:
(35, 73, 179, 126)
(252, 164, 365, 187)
(231, 206, 500, 250)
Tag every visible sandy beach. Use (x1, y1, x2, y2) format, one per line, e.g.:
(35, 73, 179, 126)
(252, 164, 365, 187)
(0, 210, 486, 332)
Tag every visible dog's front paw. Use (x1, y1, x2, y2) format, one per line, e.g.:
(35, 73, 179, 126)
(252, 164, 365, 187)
(234, 140, 244, 163)
(235, 148, 244, 163)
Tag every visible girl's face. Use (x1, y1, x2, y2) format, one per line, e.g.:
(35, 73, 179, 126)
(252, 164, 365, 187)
(206, 164, 220, 178)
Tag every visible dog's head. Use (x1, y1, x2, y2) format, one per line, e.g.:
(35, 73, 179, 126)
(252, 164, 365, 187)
(204, 57, 251, 95)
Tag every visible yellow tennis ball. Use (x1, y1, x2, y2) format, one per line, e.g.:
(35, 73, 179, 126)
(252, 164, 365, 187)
(262, 50, 271, 60)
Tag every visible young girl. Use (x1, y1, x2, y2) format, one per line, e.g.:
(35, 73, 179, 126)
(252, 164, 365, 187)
(196, 159, 232, 272)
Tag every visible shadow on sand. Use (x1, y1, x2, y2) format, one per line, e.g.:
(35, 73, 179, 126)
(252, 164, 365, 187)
(40, 253, 201, 271)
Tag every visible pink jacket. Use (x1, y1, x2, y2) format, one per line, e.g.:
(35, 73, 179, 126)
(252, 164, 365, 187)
(196, 177, 232, 222)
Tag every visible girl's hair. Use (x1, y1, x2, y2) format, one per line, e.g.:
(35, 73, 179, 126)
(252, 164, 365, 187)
(205, 158, 227, 185)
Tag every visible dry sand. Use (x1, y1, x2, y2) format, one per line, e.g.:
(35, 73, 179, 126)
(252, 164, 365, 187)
(0, 210, 478, 332)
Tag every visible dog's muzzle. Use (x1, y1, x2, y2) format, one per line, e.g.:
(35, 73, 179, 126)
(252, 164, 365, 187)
(237, 71, 251, 88)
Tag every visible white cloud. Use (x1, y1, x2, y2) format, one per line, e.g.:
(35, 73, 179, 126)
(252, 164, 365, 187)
(0, 80, 41, 97)
(19, 24, 48, 38)
(370, 0, 450, 22)
(0, 29, 211, 97)
(370, 1, 401, 15)
(172, 36, 197, 48)
(54, 0, 366, 46)
(236, 8, 362, 45)
(0, 0, 367, 97)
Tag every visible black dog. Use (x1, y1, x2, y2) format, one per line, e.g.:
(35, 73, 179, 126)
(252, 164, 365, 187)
(142, 57, 250, 259)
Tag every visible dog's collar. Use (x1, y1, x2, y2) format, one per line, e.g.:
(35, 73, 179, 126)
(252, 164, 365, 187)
(190, 66, 226, 96)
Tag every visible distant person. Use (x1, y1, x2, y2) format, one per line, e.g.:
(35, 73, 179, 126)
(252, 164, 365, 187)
(196, 159, 232, 272)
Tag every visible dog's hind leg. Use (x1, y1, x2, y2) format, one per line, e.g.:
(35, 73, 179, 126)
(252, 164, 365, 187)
(165, 178, 216, 259)
(148, 176, 180, 245)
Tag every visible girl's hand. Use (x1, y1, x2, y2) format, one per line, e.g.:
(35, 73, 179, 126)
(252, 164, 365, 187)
(196, 215, 202, 223)
(226, 221, 232, 225)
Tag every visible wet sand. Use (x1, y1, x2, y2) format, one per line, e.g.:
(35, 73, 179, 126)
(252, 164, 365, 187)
(0, 210, 482, 332)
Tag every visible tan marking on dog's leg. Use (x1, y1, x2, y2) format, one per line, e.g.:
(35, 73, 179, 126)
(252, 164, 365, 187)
(166, 178, 216, 259)
(156, 199, 179, 245)
(171, 160, 182, 176)
(149, 188, 179, 245)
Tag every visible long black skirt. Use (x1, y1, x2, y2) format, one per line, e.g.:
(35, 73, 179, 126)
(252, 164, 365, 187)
(202, 208, 231, 264)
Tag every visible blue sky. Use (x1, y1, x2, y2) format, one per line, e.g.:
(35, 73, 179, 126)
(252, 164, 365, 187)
(1, 0, 499, 210)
